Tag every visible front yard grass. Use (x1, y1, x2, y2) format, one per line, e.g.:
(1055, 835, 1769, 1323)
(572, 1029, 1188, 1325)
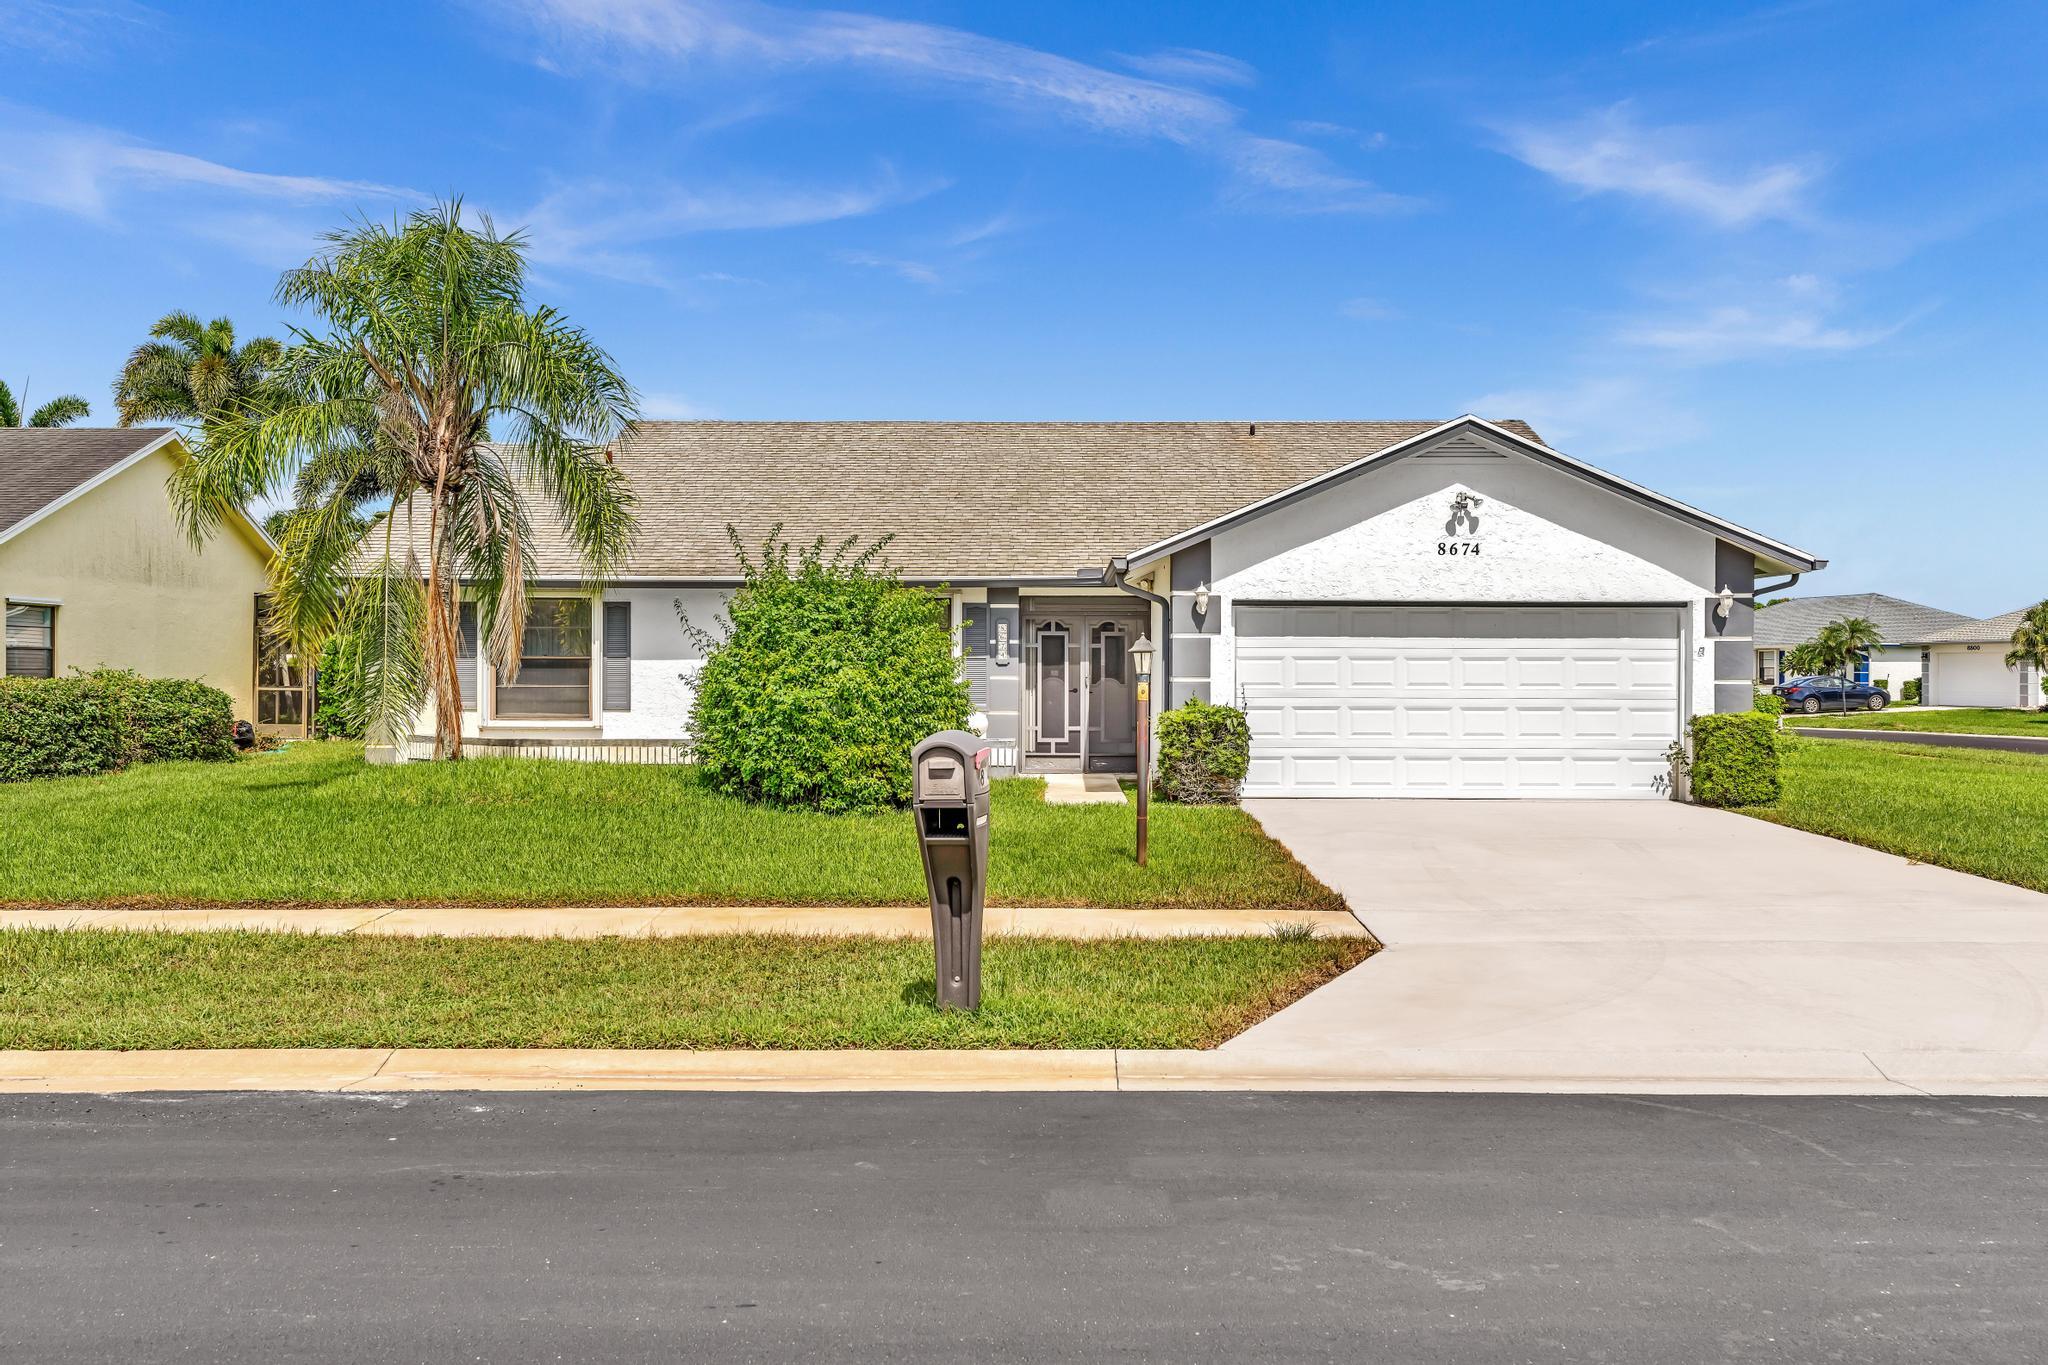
(0, 742, 1342, 912)
(0, 929, 1371, 1050)
(1741, 738, 2048, 893)
(1790, 706, 2048, 737)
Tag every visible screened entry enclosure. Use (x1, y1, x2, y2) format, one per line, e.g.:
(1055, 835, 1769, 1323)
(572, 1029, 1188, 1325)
(1022, 604, 1146, 774)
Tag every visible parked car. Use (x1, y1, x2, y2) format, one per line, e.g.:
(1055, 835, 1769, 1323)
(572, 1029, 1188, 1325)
(1774, 675, 1890, 714)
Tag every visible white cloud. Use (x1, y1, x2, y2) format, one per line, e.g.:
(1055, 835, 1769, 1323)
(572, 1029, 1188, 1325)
(498, 0, 1410, 215)
(1467, 376, 1705, 455)
(0, 104, 413, 221)
(1116, 47, 1257, 89)
(1292, 120, 1389, 151)
(837, 249, 943, 287)
(0, 0, 160, 60)
(1340, 296, 1398, 321)
(1496, 104, 1818, 228)
(1619, 275, 1913, 362)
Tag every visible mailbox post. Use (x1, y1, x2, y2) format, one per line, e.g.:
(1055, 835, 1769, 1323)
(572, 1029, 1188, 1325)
(911, 730, 992, 1010)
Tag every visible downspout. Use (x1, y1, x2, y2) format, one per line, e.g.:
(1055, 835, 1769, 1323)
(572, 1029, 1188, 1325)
(1752, 572, 1802, 597)
(1106, 557, 1170, 706)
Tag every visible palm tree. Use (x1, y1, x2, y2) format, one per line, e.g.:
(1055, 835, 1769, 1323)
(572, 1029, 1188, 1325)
(113, 312, 284, 428)
(0, 380, 91, 427)
(173, 201, 638, 760)
(2005, 600, 2048, 710)
(1808, 616, 1886, 710)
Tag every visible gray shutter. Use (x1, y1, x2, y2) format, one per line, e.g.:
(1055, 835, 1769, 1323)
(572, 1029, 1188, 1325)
(960, 609, 990, 711)
(603, 600, 631, 711)
(456, 604, 479, 711)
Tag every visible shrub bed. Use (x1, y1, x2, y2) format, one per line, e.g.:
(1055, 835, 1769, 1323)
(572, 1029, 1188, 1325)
(0, 672, 235, 782)
(1688, 711, 1782, 807)
(1155, 698, 1252, 804)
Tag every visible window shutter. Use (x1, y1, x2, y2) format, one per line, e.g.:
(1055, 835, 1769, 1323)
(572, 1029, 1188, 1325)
(456, 604, 479, 711)
(603, 600, 631, 711)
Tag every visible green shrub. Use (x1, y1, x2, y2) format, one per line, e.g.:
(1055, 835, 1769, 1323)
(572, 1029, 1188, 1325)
(1902, 677, 1921, 704)
(0, 676, 131, 782)
(1752, 690, 1786, 716)
(1687, 711, 1782, 807)
(79, 670, 237, 765)
(680, 529, 970, 812)
(1154, 698, 1252, 804)
(313, 629, 368, 739)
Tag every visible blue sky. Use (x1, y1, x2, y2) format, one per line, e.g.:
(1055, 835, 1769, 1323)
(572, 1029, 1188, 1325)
(2, 0, 2043, 614)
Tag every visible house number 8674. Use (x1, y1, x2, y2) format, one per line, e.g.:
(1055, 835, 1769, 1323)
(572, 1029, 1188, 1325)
(1436, 541, 1481, 556)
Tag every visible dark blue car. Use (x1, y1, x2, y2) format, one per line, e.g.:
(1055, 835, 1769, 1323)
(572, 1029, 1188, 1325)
(1773, 675, 1890, 714)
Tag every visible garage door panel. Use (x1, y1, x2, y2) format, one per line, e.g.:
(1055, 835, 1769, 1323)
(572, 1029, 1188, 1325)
(1236, 604, 1681, 798)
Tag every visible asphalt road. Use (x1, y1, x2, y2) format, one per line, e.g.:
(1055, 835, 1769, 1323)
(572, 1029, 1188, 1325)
(4, 1092, 2046, 1363)
(1792, 726, 2048, 755)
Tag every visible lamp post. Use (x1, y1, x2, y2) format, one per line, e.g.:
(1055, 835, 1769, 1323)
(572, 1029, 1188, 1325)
(1131, 633, 1153, 868)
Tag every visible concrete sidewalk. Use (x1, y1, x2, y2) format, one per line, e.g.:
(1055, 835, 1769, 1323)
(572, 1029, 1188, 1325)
(0, 904, 1366, 939)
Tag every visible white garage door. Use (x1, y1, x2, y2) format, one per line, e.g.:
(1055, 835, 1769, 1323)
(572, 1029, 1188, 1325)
(1929, 647, 2022, 708)
(1236, 604, 1683, 798)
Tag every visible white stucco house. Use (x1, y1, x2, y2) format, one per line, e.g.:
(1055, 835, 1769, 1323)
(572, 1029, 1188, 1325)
(1752, 592, 1975, 694)
(410, 416, 1824, 799)
(1922, 607, 2042, 708)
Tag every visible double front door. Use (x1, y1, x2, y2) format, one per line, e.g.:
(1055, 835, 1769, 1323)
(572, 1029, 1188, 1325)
(1024, 607, 1145, 773)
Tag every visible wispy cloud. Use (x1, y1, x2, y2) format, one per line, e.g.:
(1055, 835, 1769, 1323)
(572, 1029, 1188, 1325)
(1467, 376, 1705, 455)
(1292, 120, 1389, 151)
(1620, 273, 1915, 362)
(497, 0, 1413, 215)
(837, 249, 943, 288)
(0, 103, 413, 221)
(1340, 296, 1398, 321)
(1495, 103, 1818, 228)
(1115, 46, 1257, 88)
(0, 0, 160, 60)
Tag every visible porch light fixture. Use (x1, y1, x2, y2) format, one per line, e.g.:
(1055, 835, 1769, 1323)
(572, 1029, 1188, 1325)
(1193, 582, 1211, 618)
(1714, 585, 1735, 622)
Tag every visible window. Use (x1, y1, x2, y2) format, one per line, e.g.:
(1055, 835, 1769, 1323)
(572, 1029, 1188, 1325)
(254, 596, 310, 728)
(494, 598, 593, 719)
(1756, 649, 1779, 685)
(5, 603, 55, 678)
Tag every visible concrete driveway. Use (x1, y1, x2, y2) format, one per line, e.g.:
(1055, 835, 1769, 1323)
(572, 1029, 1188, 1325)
(1221, 800, 2048, 1093)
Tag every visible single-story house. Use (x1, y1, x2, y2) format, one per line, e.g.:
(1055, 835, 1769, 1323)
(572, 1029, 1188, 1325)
(410, 415, 1824, 799)
(1923, 607, 2041, 708)
(0, 427, 306, 733)
(1753, 592, 1974, 691)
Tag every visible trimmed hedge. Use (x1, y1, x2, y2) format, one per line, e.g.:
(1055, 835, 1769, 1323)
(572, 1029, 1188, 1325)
(1902, 677, 1921, 704)
(1751, 691, 1786, 716)
(1154, 699, 1252, 804)
(0, 676, 131, 782)
(0, 671, 236, 782)
(1688, 711, 1782, 808)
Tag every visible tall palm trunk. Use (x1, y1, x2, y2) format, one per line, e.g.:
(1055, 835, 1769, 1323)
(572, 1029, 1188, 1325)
(423, 445, 466, 760)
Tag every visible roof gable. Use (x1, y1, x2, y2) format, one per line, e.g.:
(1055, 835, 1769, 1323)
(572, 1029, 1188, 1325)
(0, 427, 179, 542)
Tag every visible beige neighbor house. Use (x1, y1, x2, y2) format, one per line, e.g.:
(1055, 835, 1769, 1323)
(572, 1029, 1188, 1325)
(0, 427, 308, 734)
(1922, 607, 2043, 709)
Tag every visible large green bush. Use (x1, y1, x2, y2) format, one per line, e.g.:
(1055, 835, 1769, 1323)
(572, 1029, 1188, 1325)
(0, 676, 132, 782)
(1154, 698, 1253, 804)
(313, 629, 368, 739)
(87, 670, 237, 764)
(681, 530, 970, 811)
(1687, 711, 1782, 807)
(1752, 690, 1786, 716)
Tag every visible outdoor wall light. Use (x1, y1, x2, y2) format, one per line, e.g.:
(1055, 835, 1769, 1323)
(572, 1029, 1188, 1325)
(1193, 582, 1211, 618)
(1714, 585, 1735, 622)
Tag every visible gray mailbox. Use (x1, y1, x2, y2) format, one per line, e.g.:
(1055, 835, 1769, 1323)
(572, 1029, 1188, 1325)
(912, 730, 992, 1010)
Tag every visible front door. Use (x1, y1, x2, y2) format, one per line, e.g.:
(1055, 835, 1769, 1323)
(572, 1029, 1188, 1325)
(1024, 608, 1144, 773)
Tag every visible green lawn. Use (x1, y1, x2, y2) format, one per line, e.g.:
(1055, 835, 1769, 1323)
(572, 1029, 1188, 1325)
(1742, 739, 2048, 893)
(0, 929, 1370, 1050)
(1789, 706, 2048, 737)
(0, 742, 1341, 912)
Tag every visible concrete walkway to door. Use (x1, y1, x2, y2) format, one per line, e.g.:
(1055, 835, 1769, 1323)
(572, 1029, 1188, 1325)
(1207, 800, 2048, 1094)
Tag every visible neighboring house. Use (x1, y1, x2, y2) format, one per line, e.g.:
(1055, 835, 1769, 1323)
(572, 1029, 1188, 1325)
(402, 415, 1824, 799)
(1753, 592, 1974, 692)
(1923, 608, 2041, 709)
(0, 428, 305, 733)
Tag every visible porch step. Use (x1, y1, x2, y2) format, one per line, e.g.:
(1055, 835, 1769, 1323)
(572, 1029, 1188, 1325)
(1041, 773, 1129, 805)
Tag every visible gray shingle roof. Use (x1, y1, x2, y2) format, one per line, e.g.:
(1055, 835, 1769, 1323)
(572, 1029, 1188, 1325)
(0, 427, 176, 538)
(382, 420, 1546, 581)
(1753, 593, 1975, 649)
(1922, 605, 2043, 644)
